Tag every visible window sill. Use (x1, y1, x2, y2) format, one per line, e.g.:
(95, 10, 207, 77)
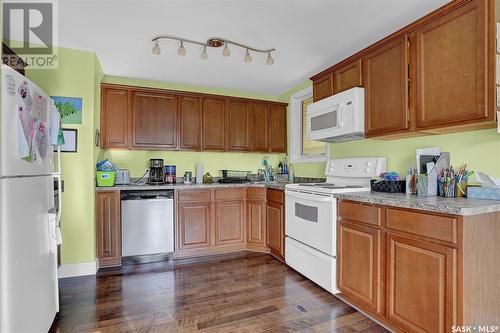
(291, 156, 328, 164)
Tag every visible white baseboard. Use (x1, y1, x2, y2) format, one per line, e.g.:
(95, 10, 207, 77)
(58, 261, 97, 279)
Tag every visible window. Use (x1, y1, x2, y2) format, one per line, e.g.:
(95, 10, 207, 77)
(290, 87, 327, 163)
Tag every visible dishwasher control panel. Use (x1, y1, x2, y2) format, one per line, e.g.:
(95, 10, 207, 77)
(121, 189, 174, 200)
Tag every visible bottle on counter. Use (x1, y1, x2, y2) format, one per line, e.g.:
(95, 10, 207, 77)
(278, 162, 283, 174)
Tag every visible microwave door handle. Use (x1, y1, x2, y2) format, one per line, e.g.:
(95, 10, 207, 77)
(338, 103, 344, 127)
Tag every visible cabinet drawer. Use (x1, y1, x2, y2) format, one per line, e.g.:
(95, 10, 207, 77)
(246, 187, 266, 200)
(215, 188, 245, 201)
(338, 201, 382, 226)
(386, 208, 457, 243)
(267, 188, 284, 204)
(178, 189, 211, 203)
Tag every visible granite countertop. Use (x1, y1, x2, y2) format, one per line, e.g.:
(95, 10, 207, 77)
(95, 181, 289, 192)
(96, 182, 500, 216)
(333, 191, 500, 216)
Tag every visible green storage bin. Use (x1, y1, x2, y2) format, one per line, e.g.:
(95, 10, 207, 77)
(96, 171, 116, 187)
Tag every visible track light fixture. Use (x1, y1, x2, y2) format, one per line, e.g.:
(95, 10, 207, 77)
(244, 49, 252, 63)
(151, 35, 275, 65)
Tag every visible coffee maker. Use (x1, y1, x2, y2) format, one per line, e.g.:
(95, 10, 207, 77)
(148, 159, 165, 184)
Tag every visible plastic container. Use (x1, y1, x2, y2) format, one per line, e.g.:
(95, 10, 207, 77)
(96, 171, 116, 187)
(164, 165, 176, 184)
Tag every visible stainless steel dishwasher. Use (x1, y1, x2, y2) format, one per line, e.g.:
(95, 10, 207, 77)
(121, 190, 174, 261)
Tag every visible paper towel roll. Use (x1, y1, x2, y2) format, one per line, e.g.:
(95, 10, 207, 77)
(196, 163, 203, 184)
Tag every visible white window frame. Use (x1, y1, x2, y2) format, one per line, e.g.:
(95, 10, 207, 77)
(289, 86, 328, 163)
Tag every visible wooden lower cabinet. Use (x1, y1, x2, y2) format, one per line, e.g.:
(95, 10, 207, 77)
(215, 200, 245, 245)
(266, 201, 284, 260)
(95, 191, 121, 268)
(174, 188, 283, 258)
(246, 200, 266, 247)
(177, 202, 212, 250)
(338, 221, 383, 314)
(386, 233, 456, 333)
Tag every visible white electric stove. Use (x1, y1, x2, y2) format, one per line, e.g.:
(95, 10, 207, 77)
(284, 157, 386, 294)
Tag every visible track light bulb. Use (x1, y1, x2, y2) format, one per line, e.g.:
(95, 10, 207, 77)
(244, 49, 252, 63)
(152, 41, 161, 55)
(201, 46, 208, 60)
(267, 52, 274, 65)
(178, 41, 186, 56)
(223, 43, 230, 57)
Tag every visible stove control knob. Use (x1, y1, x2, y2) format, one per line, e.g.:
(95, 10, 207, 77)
(366, 162, 372, 167)
(365, 168, 371, 173)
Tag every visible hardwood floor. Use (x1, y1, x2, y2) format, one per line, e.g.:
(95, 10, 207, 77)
(49, 252, 389, 332)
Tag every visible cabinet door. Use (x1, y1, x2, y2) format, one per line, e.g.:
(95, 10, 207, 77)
(268, 105, 287, 153)
(215, 200, 245, 245)
(179, 95, 201, 150)
(364, 36, 409, 136)
(131, 91, 178, 149)
(386, 233, 456, 333)
(101, 87, 129, 148)
(338, 221, 383, 314)
(202, 97, 227, 150)
(96, 191, 121, 267)
(266, 201, 284, 259)
(313, 74, 333, 102)
(250, 103, 269, 152)
(178, 202, 211, 250)
(413, 0, 488, 129)
(246, 200, 266, 246)
(228, 100, 251, 151)
(333, 59, 362, 94)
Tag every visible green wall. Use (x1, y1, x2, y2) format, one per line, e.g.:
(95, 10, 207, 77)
(100, 75, 285, 178)
(27, 48, 103, 265)
(280, 81, 500, 179)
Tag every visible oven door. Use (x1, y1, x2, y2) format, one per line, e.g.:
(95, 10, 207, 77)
(285, 190, 336, 256)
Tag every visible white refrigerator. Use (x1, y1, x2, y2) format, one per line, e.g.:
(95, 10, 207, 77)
(0, 64, 62, 333)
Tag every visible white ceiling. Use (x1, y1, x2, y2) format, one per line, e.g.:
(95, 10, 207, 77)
(59, 0, 449, 96)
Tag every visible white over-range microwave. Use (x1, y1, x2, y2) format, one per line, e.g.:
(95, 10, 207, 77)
(307, 87, 365, 142)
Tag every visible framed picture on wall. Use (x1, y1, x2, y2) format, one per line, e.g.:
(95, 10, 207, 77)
(55, 129, 78, 153)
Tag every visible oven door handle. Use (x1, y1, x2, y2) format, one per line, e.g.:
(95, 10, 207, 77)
(285, 190, 333, 202)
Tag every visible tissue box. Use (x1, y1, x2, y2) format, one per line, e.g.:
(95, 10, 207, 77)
(466, 186, 500, 201)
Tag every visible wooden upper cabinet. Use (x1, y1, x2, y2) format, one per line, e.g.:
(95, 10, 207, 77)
(131, 91, 178, 149)
(202, 97, 227, 151)
(333, 59, 362, 94)
(268, 105, 287, 153)
(338, 221, 383, 314)
(251, 103, 270, 152)
(228, 99, 251, 151)
(386, 233, 456, 333)
(179, 95, 201, 150)
(95, 191, 121, 268)
(412, 0, 490, 130)
(364, 36, 409, 136)
(101, 87, 129, 148)
(313, 73, 334, 102)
